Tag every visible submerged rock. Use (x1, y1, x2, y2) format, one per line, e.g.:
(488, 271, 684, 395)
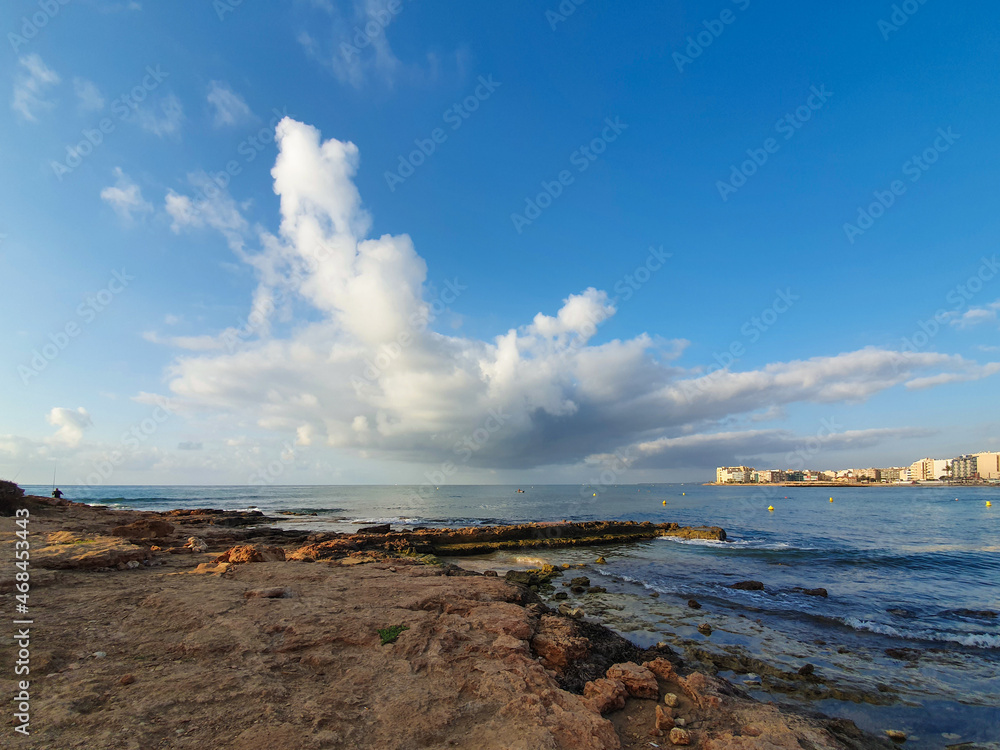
(687, 599, 701, 609)
(794, 586, 829, 597)
(730, 580, 765, 591)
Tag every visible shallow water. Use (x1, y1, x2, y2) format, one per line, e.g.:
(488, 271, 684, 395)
(25, 483, 1000, 746)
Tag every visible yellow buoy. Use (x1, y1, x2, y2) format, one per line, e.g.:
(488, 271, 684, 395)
(767, 505, 774, 511)
(662, 500, 667, 506)
(829, 497, 833, 502)
(988, 501, 993, 507)
(593, 493, 597, 497)
(682, 492, 686, 495)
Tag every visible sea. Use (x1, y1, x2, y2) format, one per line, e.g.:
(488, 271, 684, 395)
(24, 482, 999, 747)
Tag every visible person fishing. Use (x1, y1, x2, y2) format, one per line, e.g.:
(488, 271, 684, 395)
(51, 487, 64, 499)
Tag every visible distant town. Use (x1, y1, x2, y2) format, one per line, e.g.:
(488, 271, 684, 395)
(714, 451, 1000, 485)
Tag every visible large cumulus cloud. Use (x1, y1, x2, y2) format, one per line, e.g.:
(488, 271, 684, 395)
(149, 118, 998, 471)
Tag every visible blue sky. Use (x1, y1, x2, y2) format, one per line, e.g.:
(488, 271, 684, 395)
(2, 0, 999, 486)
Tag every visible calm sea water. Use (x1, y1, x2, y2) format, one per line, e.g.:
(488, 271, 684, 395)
(24, 483, 999, 746)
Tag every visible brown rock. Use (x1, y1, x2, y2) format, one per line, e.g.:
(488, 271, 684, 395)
(119, 674, 135, 685)
(687, 598, 701, 609)
(798, 663, 815, 676)
(531, 615, 589, 671)
(34, 534, 147, 571)
(663, 692, 679, 707)
(697, 622, 712, 635)
(655, 704, 675, 731)
(184, 562, 230, 576)
(214, 544, 285, 564)
(643, 657, 675, 681)
(669, 726, 691, 745)
(583, 678, 627, 713)
(606, 662, 659, 699)
(111, 519, 175, 539)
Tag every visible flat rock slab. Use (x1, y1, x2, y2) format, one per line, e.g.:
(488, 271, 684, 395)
(33, 533, 147, 570)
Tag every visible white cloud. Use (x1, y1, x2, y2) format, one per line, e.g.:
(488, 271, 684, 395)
(100, 168, 153, 222)
(144, 117, 1000, 471)
(74, 77, 105, 112)
(949, 299, 1000, 329)
(46, 407, 92, 448)
(135, 93, 184, 137)
(165, 173, 250, 254)
(207, 80, 252, 127)
(12, 54, 60, 121)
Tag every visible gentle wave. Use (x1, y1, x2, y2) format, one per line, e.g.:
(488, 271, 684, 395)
(842, 617, 1000, 649)
(656, 536, 813, 551)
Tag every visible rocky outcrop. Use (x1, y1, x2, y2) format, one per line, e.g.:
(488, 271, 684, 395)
(606, 662, 659, 699)
(583, 678, 627, 713)
(285, 520, 727, 561)
(33, 532, 148, 570)
(0, 479, 25, 516)
(214, 544, 286, 564)
(532, 614, 590, 670)
(111, 519, 176, 539)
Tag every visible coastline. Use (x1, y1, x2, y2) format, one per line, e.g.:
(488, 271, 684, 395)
(702, 481, 1000, 487)
(0, 491, 905, 749)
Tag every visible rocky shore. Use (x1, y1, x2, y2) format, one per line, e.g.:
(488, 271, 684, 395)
(1, 488, 896, 749)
